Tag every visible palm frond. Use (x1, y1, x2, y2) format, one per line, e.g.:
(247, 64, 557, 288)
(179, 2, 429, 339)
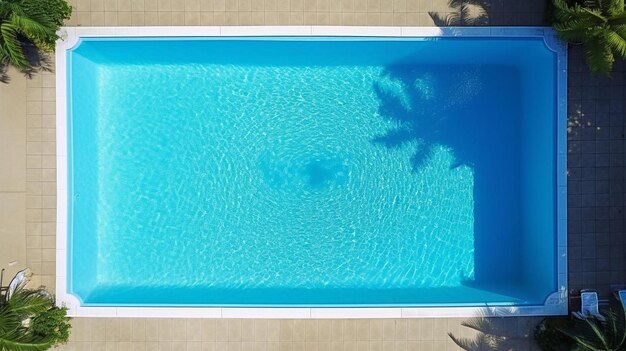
(608, 12, 626, 25)
(558, 318, 609, 351)
(605, 303, 626, 349)
(0, 328, 55, 351)
(555, 25, 593, 42)
(583, 7, 610, 22)
(6, 289, 53, 320)
(0, 38, 13, 62)
(582, 0, 623, 18)
(554, 0, 597, 21)
(554, 15, 601, 42)
(10, 14, 55, 44)
(554, 13, 600, 29)
(0, 0, 70, 83)
(606, 0, 624, 16)
(586, 0, 614, 16)
(584, 35, 615, 74)
(618, 303, 626, 348)
(583, 0, 601, 8)
(0, 308, 22, 335)
(612, 24, 626, 37)
(0, 23, 29, 69)
(0, 301, 56, 351)
(583, 317, 611, 350)
(606, 29, 626, 57)
(1, 2, 28, 18)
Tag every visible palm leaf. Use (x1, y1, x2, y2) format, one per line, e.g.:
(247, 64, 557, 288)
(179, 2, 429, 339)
(0, 2, 27, 18)
(606, 0, 625, 16)
(583, 7, 610, 22)
(0, 41, 13, 62)
(554, 0, 598, 21)
(605, 29, 626, 57)
(0, 0, 70, 83)
(0, 308, 22, 335)
(607, 302, 626, 349)
(619, 305, 626, 348)
(587, 0, 613, 16)
(553, 14, 600, 29)
(608, 12, 626, 25)
(6, 290, 52, 319)
(554, 15, 600, 42)
(0, 23, 29, 69)
(555, 25, 593, 42)
(9, 14, 54, 43)
(0, 301, 56, 351)
(0, 328, 55, 351)
(582, 318, 611, 350)
(606, 310, 621, 347)
(583, 0, 601, 8)
(558, 308, 626, 351)
(584, 35, 615, 74)
(558, 318, 609, 350)
(582, 0, 623, 17)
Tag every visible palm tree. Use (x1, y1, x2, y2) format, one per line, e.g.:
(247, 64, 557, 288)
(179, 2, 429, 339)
(0, 276, 71, 350)
(557, 304, 626, 351)
(552, 0, 626, 74)
(0, 0, 71, 83)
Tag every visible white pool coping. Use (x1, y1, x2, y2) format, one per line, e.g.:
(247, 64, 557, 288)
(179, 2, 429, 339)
(56, 26, 568, 318)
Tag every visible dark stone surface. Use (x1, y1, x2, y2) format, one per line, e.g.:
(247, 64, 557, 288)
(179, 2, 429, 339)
(566, 46, 626, 299)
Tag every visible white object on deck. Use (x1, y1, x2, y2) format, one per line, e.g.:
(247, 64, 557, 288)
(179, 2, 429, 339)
(574, 290, 605, 321)
(6, 268, 32, 300)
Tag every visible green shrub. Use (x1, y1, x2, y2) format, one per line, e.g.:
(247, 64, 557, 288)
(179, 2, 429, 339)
(552, 0, 626, 74)
(0, 286, 71, 350)
(535, 295, 626, 351)
(534, 317, 575, 351)
(0, 0, 72, 83)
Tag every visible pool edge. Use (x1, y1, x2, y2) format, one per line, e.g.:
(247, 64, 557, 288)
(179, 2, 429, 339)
(55, 26, 568, 318)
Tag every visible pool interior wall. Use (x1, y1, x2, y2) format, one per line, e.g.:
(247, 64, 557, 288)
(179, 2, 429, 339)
(67, 36, 558, 307)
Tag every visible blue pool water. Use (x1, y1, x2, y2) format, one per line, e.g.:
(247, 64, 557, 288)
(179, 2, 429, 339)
(68, 37, 559, 306)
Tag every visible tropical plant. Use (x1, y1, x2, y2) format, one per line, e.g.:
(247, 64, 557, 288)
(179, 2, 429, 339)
(534, 294, 626, 351)
(0, 280, 71, 350)
(557, 301, 626, 351)
(534, 317, 576, 351)
(0, 0, 72, 83)
(552, 0, 626, 74)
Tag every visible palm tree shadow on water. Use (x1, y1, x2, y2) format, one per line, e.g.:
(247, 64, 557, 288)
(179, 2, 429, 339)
(429, 0, 490, 26)
(371, 58, 525, 295)
(371, 64, 485, 171)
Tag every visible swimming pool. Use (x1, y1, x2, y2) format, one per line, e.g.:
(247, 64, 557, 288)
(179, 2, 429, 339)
(56, 27, 567, 318)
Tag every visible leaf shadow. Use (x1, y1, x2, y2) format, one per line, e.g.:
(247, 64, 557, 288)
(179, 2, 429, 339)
(449, 317, 540, 351)
(429, 0, 490, 26)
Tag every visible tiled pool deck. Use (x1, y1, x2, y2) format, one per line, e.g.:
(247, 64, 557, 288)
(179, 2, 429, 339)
(0, 0, 624, 350)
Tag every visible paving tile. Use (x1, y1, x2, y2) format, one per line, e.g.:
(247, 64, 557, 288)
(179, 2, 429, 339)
(0, 193, 26, 277)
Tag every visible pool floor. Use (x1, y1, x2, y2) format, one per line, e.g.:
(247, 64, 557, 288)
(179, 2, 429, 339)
(68, 37, 558, 306)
